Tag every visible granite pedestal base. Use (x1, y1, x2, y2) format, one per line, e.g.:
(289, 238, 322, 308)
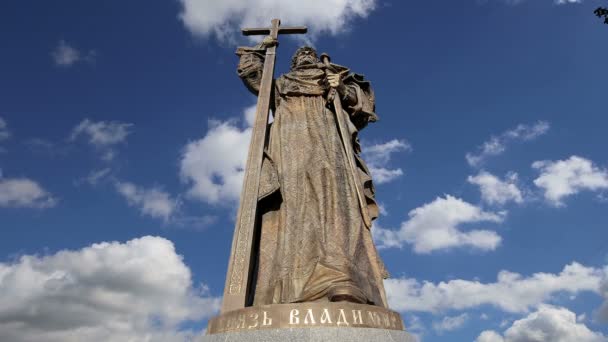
(199, 327, 417, 342)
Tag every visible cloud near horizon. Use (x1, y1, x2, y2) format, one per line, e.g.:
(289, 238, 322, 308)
(0, 236, 220, 342)
(475, 305, 606, 342)
(385, 262, 604, 314)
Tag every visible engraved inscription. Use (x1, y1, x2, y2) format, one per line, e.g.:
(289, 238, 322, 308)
(207, 303, 405, 334)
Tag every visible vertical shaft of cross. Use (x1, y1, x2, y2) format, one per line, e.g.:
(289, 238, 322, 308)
(221, 19, 307, 314)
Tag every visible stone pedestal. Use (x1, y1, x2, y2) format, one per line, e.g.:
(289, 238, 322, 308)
(199, 327, 417, 342)
(202, 302, 415, 341)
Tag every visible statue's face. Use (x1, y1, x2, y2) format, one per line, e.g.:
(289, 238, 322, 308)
(294, 49, 318, 67)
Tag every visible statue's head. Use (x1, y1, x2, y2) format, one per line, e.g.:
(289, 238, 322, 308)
(291, 46, 318, 69)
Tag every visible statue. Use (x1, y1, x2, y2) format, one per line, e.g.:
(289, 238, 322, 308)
(208, 20, 409, 338)
(235, 37, 388, 307)
(595, 7, 608, 24)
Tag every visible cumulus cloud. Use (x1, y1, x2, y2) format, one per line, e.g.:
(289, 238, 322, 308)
(468, 171, 523, 206)
(180, 106, 253, 205)
(0, 175, 57, 209)
(69, 119, 133, 161)
(432, 313, 469, 333)
(178, 0, 378, 42)
(598, 271, 608, 322)
(476, 330, 505, 342)
(532, 156, 608, 206)
(466, 121, 549, 167)
(476, 305, 607, 342)
(0, 236, 220, 342)
(385, 262, 602, 313)
(374, 195, 503, 253)
(115, 181, 180, 222)
(362, 139, 411, 184)
(51, 40, 96, 67)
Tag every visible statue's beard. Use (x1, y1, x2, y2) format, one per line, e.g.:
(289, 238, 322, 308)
(295, 55, 316, 66)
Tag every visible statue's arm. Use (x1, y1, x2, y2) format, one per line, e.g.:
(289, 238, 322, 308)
(339, 84, 359, 107)
(236, 45, 264, 95)
(341, 75, 378, 130)
(236, 37, 276, 95)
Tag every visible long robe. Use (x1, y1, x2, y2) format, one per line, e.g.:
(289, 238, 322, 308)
(237, 46, 388, 308)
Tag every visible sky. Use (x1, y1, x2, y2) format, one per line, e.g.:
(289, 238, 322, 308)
(1, 0, 608, 341)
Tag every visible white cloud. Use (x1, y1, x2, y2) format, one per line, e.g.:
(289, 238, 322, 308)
(555, 0, 583, 4)
(368, 168, 403, 184)
(476, 330, 505, 342)
(179, 106, 253, 205)
(51, 40, 96, 67)
(80, 168, 112, 186)
(476, 305, 607, 342)
(532, 156, 608, 206)
(113, 181, 217, 230)
(433, 313, 469, 333)
(374, 195, 503, 253)
(70, 119, 132, 147)
(385, 262, 602, 313)
(70, 119, 132, 161)
(468, 171, 523, 206)
(362, 139, 411, 184)
(0, 236, 220, 342)
(0, 176, 57, 209)
(178, 0, 378, 42)
(115, 181, 180, 222)
(598, 270, 608, 322)
(466, 121, 549, 167)
(0, 117, 10, 141)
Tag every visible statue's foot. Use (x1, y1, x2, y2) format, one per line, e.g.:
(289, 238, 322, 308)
(328, 284, 367, 304)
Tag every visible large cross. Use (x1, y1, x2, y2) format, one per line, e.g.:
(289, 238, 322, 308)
(221, 19, 307, 314)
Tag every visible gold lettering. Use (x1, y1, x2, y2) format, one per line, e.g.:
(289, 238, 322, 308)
(290, 309, 300, 325)
(263, 311, 273, 326)
(248, 313, 259, 329)
(383, 313, 391, 328)
(304, 309, 316, 325)
(237, 314, 246, 329)
(367, 311, 378, 325)
(337, 309, 349, 326)
(320, 308, 332, 324)
(352, 310, 363, 325)
(390, 314, 398, 329)
(226, 317, 234, 330)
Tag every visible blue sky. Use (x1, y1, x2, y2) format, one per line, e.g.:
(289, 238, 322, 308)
(1, 0, 608, 341)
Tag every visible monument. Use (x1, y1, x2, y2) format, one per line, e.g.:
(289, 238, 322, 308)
(202, 19, 414, 341)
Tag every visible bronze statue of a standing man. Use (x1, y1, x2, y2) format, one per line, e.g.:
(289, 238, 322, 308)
(235, 35, 389, 308)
